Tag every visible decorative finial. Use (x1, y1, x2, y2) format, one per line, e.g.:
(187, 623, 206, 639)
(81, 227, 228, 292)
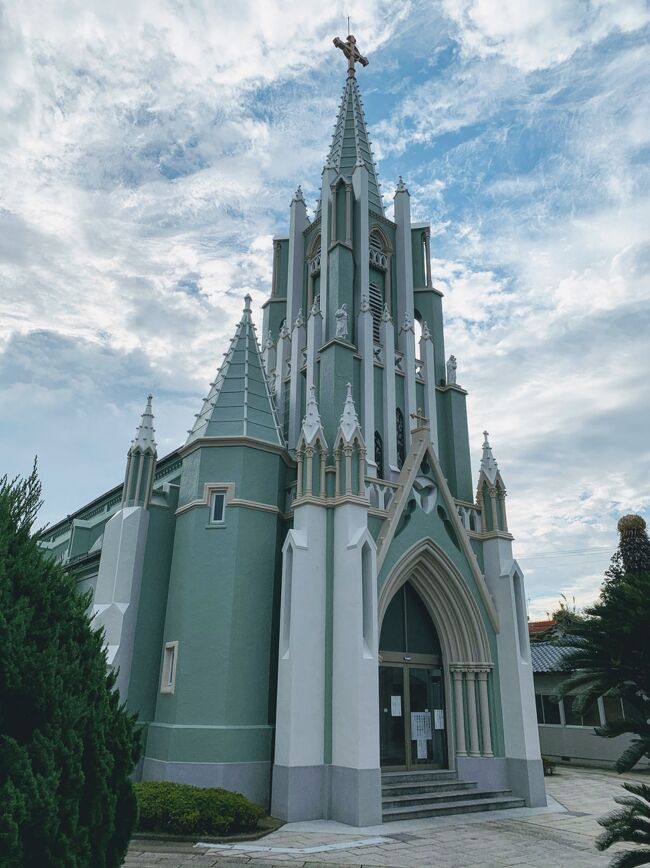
(131, 394, 157, 455)
(422, 321, 432, 341)
(381, 302, 392, 323)
(396, 176, 408, 193)
(264, 330, 274, 349)
(333, 34, 369, 77)
(293, 185, 305, 204)
(360, 292, 370, 313)
(244, 294, 252, 312)
(310, 294, 321, 317)
(294, 308, 304, 329)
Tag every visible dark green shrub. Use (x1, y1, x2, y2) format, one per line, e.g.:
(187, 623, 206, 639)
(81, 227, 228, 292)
(0, 467, 141, 868)
(134, 781, 263, 836)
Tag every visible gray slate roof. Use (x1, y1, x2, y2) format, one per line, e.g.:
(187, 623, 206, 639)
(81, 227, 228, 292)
(186, 297, 284, 447)
(530, 642, 577, 673)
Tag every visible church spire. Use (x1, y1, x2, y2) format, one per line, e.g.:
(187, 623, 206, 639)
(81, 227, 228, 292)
(122, 395, 157, 507)
(321, 35, 383, 214)
(480, 430, 500, 484)
(186, 295, 284, 447)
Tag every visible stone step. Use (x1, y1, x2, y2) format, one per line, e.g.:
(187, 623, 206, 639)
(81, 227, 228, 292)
(382, 795, 526, 821)
(382, 788, 512, 809)
(381, 769, 458, 784)
(382, 780, 479, 797)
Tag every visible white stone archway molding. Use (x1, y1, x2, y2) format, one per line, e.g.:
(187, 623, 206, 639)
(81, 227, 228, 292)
(378, 538, 494, 758)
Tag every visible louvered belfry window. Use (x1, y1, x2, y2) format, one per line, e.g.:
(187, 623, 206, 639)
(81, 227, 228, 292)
(369, 282, 383, 344)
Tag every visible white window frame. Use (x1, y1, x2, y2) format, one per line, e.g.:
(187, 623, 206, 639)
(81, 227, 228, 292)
(210, 490, 227, 524)
(160, 641, 178, 694)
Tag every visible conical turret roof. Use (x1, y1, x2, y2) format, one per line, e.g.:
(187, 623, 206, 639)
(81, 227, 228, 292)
(130, 395, 157, 456)
(186, 296, 284, 447)
(321, 74, 384, 214)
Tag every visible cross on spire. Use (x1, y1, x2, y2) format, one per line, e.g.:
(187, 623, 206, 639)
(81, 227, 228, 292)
(333, 34, 369, 77)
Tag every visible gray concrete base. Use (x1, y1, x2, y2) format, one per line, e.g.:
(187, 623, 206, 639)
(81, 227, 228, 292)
(456, 756, 509, 792)
(330, 766, 382, 826)
(271, 764, 329, 821)
(456, 756, 546, 807)
(507, 757, 547, 807)
(142, 757, 271, 809)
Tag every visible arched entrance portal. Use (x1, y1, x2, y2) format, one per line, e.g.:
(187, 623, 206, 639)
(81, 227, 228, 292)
(379, 581, 448, 769)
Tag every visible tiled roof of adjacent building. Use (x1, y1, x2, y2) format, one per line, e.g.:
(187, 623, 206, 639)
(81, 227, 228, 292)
(530, 642, 577, 673)
(528, 619, 557, 635)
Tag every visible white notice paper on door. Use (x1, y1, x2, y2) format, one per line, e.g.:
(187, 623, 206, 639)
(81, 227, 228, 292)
(416, 739, 428, 759)
(434, 709, 445, 730)
(410, 711, 432, 740)
(391, 695, 402, 717)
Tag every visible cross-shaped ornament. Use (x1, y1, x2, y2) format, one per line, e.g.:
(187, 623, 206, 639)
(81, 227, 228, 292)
(333, 34, 369, 77)
(410, 408, 429, 428)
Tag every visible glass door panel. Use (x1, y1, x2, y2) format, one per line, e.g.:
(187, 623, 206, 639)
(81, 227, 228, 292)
(407, 667, 447, 768)
(379, 666, 406, 767)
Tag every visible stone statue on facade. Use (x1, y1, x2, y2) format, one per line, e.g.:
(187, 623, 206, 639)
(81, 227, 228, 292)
(335, 303, 349, 339)
(446, 355, 457, 385)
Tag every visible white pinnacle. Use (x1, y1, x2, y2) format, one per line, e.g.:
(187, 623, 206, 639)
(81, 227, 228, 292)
(339, 383, 361, 442)
(301, 385, 323, 445)
(131, 395, 157, 456)
(480, 431, 499, 484)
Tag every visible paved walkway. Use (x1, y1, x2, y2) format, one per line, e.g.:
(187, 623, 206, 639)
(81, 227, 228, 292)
(125, 767, 648, 867)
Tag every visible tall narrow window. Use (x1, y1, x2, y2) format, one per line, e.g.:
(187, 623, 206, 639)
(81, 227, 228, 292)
(374, 431, 384, 479)
(160, 641, 178, 694)
(369, 282, 383, 343)
(211, 491, 226, 523)
(396, 408, 405, 470)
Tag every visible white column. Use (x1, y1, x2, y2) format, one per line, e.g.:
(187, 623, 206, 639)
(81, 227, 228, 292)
(331, 504, 382, 825)
(393, 184, 415, 352)
(275, 328, 291, 436)
(357, 300, 375, 474)
(92, 506, 150, 700)
(380, 309, 398, 477)
(306, 301, 323, 396)
(399, 316, 417, 440)
(452, 670, 467, 757)
(288, 316, 306, 449)
(273, 503, 327, 819)
(420, 327, 439, 455)
(466, 670, 481, 757)
(286, 194, 308, 327)
(477, 670, 494, 757)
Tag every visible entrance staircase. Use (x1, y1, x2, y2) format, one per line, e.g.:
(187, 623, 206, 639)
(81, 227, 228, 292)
(381, 769, 525, 821)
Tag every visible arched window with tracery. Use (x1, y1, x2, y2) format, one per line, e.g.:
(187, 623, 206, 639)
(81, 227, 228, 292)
(396, 408, 405, 469)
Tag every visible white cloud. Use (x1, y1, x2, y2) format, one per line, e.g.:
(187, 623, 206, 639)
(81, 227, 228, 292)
(441, 0, 650, 71)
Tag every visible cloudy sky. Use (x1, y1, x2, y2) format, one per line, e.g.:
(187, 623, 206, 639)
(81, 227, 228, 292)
(2, 0, 649, 617)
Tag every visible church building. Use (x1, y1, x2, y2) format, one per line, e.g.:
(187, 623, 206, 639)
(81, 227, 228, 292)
(39, 36, 545, 826)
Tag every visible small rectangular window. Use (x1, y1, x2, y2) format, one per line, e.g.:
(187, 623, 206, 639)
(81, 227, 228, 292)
(541, 694, 561, 725)
(603, 696, 624, 723)
(160, 641, 178, 694)
(211, 492, 226, 523)
(535, 693, 544, 724)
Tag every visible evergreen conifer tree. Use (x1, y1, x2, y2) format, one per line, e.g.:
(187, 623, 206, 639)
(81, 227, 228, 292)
(0, 466, 141, 867)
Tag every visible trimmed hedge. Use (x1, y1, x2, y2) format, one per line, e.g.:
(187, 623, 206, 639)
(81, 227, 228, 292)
(134, 781, 263, 836)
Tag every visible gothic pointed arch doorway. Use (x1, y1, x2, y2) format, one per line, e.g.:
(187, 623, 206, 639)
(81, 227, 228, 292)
(378, 581, 449, 769)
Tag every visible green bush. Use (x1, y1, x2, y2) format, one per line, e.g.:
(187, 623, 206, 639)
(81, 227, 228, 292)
(134, 781, 264, 836)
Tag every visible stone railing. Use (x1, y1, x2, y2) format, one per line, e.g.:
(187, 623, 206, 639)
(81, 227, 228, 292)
(456, 502, 482, 533)
(365, 478, 399, 511)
